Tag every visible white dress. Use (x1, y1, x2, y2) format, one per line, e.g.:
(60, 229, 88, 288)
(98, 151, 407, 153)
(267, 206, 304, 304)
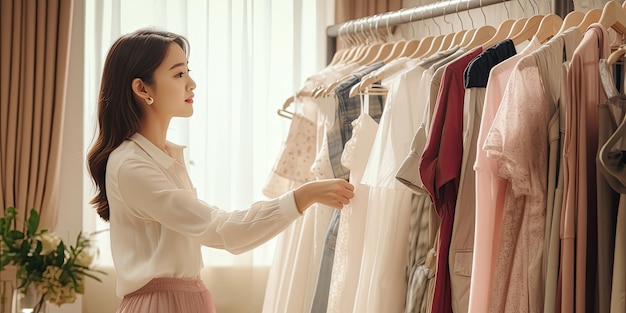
(352, 62, 424, 313)
(326, 96, 380, 313)
(262, 66, 347, 312)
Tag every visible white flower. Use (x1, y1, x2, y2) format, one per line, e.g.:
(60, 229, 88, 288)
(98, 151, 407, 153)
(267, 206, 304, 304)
(37, 232, 61, 255)
(75, 249, 94, 268)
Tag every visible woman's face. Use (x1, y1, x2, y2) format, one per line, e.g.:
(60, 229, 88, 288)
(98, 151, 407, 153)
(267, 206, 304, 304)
(146, 42, 196, 118)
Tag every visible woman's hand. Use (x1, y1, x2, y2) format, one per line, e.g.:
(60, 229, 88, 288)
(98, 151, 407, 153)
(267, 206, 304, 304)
(293, 179, 355, 213)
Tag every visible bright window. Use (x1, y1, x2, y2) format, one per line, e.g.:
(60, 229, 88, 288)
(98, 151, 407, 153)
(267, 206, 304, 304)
(83, 0, 330, 267)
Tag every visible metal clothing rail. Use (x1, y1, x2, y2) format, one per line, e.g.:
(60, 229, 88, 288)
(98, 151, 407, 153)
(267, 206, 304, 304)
(326, 0, 513, 37)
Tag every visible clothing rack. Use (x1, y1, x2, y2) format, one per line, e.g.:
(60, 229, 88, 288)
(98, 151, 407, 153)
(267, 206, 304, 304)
(324, 0, 518, 64)
(327, 0, 514, 37)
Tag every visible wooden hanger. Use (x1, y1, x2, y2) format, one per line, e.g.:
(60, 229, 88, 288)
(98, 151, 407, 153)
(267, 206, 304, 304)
(277, 97, 296, 119)
(459, 28, 476, 47)
(506, 17, 528, 38)
(329, 23, 354, 65)
(362, 41, 394, 64)
(350, 41, 381, 64)
(398, 39, 421, 58)
(510, 14, 544, 46)
(349, 72, 383, 97)
(318, 78, 345, 98)
(437, 32, 456, 51)
(451, 30, 467, 46)
(397, 9, 423, 58)
(558, 10, 584, 34)
(422, 33, 454, 58)
(534, 14, 563, 44)
(464, 25, 497, 50)
(481, 19, 515, 49)
(608, 44, 626, 65)
(576, 8, 601, 33)
(336, 21, 369, 64)
(383, 40, 408, 63)
(599, 0, 626, 35)
(278, 85, 326, 118)
(409, 35, 435, 58)
(419, 34, 445, 58)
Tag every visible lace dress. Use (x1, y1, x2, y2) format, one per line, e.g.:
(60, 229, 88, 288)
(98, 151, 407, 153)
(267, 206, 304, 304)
(326, 96, 379, 313)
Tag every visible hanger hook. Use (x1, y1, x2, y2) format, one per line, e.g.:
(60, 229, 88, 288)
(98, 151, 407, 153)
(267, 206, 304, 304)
(442, 1, 450, 32)
(407, 8, 418, 39)
(479, 0, 487, 25)
(357, 19, 366, 45)
(397, 8, 410, 40)
(456, 0, 465, 30)
(422, 6, 431, 36)
(466, 0, 475, 29)
(370, 14, 382, 42)
(528, 0, 537, 14)
(340, 22, 350, 48)
(516, 0, 525, 15)
(343, 21, 353, 47)
(503, 0, 510, 20)
(386, 11, 393, 42)
(431, 3, 442, 34)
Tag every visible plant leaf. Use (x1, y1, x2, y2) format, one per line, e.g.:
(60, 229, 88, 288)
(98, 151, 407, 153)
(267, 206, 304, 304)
(26, 209, 39, 237)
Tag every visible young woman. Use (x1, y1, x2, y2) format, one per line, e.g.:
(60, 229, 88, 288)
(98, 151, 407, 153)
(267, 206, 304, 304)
(87, 28, 354, 313)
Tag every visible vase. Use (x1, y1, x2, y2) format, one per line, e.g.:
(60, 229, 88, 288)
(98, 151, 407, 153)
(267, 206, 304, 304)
(11, 283, 47, 313)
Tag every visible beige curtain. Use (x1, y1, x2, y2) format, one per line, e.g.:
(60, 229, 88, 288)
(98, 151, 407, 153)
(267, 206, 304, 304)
(0, 0, 73, 311)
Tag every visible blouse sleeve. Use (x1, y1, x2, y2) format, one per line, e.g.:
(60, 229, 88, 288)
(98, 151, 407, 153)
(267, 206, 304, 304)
(114, 157, 302, 254)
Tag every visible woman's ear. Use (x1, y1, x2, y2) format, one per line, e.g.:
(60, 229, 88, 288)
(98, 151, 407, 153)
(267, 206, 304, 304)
(131, 78, 152, 102)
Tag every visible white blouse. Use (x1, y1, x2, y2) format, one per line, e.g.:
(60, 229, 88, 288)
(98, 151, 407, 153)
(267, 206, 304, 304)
(106, 133, 301, 297)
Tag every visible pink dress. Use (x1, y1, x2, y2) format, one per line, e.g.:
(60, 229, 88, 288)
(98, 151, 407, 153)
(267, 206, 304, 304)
(483, 53, 547, 313)
(484, 28, 580, 313)
(469, 37, 541, 313)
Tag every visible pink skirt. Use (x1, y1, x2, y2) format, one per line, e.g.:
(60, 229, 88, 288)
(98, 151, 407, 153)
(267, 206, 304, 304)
(117, 277, 216, 313)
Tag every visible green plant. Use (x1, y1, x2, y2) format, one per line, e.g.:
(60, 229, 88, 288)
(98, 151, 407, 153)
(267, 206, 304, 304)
(0, 207, 106, 310)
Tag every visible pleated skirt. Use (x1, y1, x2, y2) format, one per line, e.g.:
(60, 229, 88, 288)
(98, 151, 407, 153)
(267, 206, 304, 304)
(117, 277, 216, 313)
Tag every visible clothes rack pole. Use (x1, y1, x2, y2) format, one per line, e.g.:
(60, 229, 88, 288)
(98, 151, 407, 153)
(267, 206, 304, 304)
(327, 0, 513, 37)
(325, 0, 513, 64)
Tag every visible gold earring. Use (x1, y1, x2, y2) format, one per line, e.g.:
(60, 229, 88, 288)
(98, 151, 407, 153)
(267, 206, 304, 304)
(146, 97, 154, 105)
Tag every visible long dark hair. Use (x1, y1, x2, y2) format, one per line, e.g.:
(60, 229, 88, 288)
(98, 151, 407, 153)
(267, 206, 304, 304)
(87, 29, 189, 221)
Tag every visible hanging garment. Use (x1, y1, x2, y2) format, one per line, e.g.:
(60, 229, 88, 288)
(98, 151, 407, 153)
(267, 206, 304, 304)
(484, 27, 581, 313)
(419, 47, 483, 313)
(326, 96, 380, 313)
(443, 39, 516, 313)
(597, 58, 626, 313)
(595, 64, 619, 313)
(562, 23, 609, 313)
(349, 55, 429, 313)
(310, 62, 385, 313)
(262, 59, 357, 313)
(395, 46, 469, 313)
(468, 36, 542, 313)
(262, 98, 334, 313)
